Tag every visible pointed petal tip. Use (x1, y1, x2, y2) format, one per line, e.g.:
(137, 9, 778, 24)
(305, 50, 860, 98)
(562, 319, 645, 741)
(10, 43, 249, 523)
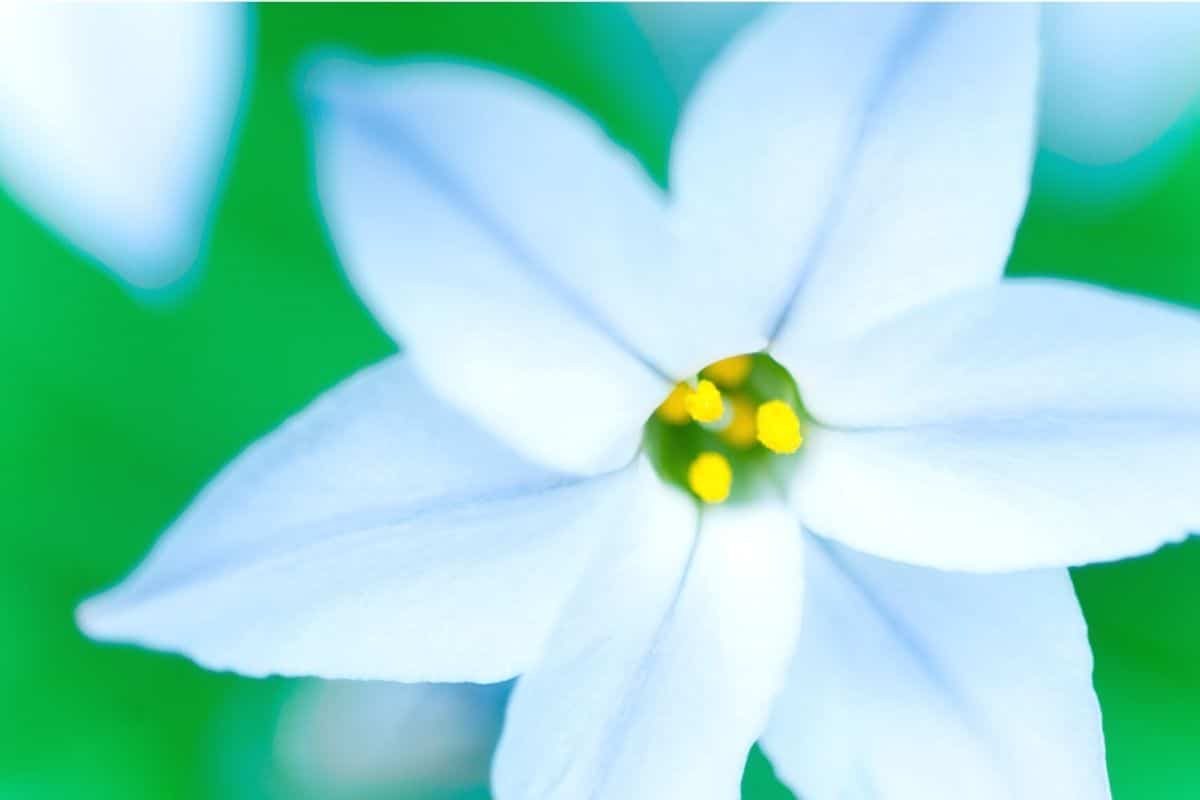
(74, 584, 158, 650)
(74, 586, 273, 679)
(74, 589, 125, 643)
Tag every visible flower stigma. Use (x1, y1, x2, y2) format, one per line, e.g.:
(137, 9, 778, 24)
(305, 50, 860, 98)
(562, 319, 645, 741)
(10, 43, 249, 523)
(645, 353, 807, 505)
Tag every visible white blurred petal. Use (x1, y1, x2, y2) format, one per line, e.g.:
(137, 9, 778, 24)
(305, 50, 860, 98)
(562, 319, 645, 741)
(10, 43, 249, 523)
(274, 680, 509, 793)
(78, 357, 643, 682)
(1041, 4, 1200, 167)
(494, 501, 803, 800)
(672, 5, 1038, 359)
(0, 4, 247, 289)
(794, 279, 1200, 571)
(307, 58, 676, 475)
(762, 536, 1109, 800)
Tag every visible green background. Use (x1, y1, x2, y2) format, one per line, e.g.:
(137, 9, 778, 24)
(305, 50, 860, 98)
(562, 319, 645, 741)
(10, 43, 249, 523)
(2, 5, 1198, 798)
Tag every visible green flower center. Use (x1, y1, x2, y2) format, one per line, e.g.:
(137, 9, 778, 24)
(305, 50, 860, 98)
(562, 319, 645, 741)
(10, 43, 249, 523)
(643, 353, 807, 504)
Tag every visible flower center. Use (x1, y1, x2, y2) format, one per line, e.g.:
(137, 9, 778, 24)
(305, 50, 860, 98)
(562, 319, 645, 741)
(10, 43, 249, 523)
(643, 353, 806, 505)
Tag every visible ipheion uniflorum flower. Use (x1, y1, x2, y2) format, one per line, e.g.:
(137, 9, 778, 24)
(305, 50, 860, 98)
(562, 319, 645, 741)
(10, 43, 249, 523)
(78, 6, 1200, 800)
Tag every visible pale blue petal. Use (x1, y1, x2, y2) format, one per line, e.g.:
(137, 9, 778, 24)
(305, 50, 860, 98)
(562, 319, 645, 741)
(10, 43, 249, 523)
(306, 58, 681, 474)
(493, 501, 803, 800)
(674, 5, 1038, 357)
(762, 536, 1109, 800)
(793, 279, 1200, 570)
(78, 357, 638, 682)
(0, 5, 247, 289)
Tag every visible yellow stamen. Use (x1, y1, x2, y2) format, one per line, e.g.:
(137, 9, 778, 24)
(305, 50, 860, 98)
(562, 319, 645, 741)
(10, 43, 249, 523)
(685, 379, 724, 423)
(687, 451, 733, 503)
(702, 354, 753, 388)
(721, 395, 757, 449)
(656, 383, 693, 424)
(756, 400, 803, 454)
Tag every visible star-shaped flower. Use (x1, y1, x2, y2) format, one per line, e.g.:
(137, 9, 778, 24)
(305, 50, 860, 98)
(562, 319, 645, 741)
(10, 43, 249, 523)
(79, 7, 1200, 798)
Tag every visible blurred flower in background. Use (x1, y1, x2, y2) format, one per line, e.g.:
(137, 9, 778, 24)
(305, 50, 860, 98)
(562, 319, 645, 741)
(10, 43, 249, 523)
(1039, 4, 1200, 168)
(270, 681, 508, 799)
(1038, 3, 1200, 205)
(0, 4, 249, 291)
(634, 2, 1200, 206)
(630, 4, 761, 101)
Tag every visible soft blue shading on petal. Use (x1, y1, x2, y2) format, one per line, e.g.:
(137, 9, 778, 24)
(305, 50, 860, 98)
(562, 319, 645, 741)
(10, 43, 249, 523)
(0, 5, 250, 292)
(667, 5, 1037, 366)
(77, 357, 637, 683)
(792, 279, 1200, 571)
(762, 535, 1108, 800)
(494, 501, 802, 800)
(637, 3, 1200, 208)
(305, 57, 675, 475)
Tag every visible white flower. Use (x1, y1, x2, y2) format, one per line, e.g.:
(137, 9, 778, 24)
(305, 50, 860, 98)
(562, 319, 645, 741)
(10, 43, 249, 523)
(79, 6, 1200, 799)
(0, 4, 249, 290)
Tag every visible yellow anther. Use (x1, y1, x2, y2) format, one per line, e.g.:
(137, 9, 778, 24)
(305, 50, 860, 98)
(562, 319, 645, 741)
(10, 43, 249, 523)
(687, 451, 733, 504)
(703, 354, 753, 388)
(657, 383, 693, 425)
(721, 395, 757, 449)
(756, 400, 803, 454)
(685, 379, 724, 423)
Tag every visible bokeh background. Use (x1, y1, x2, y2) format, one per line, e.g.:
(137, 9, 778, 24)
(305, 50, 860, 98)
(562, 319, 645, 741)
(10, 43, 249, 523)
(3, 4, 1199, 799)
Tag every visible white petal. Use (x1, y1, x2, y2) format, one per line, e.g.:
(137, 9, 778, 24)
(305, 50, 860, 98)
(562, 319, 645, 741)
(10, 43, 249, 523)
(0, 4, 247, 289)
(1041, 4, 1200, 167)
(494, 500, 803, 800)
(799, 279, 1200, 427)
(762, 536, 1109, 800)
(793, 279, 1200, 571)
(307, 57, 684, 474)
(673, 5, 1037, 359)
(274, 680, 508, 792)
(78, 357, 641, 682)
